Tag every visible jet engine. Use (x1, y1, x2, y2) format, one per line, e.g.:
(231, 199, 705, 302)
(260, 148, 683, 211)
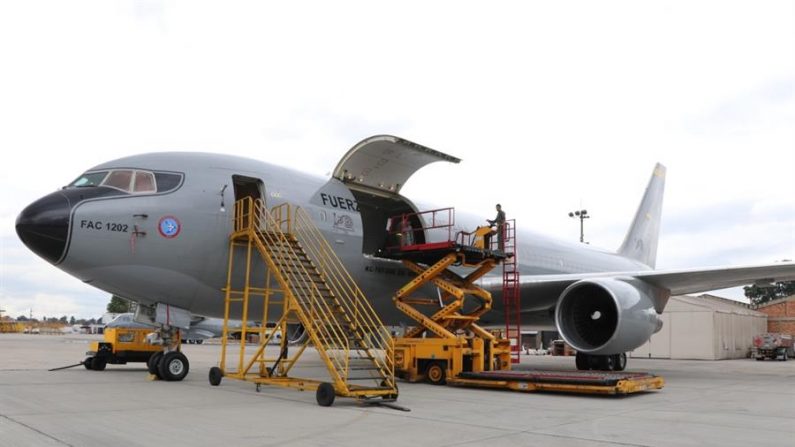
(285, 323, 308, 345)
(554, 278, 664, 355)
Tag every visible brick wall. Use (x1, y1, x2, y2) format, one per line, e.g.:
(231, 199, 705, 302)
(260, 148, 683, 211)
(758, 296, 795, 336)
(768, 320, 795, 335)
(760, 302, 787, 317)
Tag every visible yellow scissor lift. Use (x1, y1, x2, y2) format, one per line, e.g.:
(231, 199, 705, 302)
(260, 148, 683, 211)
(210, 197, 398, 407)
(386, 208, 512, 385)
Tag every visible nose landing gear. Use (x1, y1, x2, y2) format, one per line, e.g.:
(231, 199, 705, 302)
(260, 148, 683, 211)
(145, 326, 190, 381)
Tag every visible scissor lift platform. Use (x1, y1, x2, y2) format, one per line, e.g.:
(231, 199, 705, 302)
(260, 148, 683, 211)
(451, 369, 665, 395)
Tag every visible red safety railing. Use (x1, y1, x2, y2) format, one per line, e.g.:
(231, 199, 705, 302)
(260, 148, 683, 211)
(386, 207, 456, 252)
(500, 219, 521, 363)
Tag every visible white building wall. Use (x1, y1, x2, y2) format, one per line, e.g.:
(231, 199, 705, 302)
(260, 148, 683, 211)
(631, 295, 767, 360)
(671, 311, 714, 360)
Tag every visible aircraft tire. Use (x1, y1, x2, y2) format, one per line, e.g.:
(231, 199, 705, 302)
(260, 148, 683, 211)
(209, 367, 223, 386)
(91, 356, 107, 371)
(148, 352, 164, 378)
(316, 382, 336, 407)
(425, 361, 447, 385)
(159, 351, 189, 381)
(84, 356, 94, 370)
(196, 339, 203, 345)
(575, 352, 590, 370)
(612, 353, 627, 371)
(596, 355, 615, 371)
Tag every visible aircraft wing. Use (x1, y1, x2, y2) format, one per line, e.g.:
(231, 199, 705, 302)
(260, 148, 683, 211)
(481, 262, 795, 299)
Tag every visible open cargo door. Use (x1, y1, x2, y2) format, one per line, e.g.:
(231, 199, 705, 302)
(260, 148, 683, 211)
(333, 135, 461, 256)
(333, 135, 460, 195)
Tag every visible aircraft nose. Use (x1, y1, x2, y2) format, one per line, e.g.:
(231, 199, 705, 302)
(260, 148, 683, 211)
(16, 191, 71, 264)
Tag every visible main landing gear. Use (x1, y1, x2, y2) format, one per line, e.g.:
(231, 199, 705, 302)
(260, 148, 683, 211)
(575, 352, 627, 372)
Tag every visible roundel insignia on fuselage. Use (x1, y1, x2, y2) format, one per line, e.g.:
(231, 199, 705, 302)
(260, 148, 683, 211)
(158, 216, 181, 239)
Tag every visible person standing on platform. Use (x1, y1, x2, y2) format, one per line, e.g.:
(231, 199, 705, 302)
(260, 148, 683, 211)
(486, 204, 506, 251)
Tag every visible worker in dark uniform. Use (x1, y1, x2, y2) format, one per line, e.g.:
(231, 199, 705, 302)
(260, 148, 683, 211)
(486, 203, 506, 251)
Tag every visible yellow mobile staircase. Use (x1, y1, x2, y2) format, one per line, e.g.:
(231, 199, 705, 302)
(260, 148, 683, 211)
(209, 197, 398, 407)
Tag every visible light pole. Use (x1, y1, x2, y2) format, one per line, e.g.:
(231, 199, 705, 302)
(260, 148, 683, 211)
(568, 209, 589, 243)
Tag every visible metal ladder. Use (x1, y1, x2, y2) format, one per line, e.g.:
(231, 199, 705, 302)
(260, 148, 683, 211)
(499, 219, 521, 363)
(218, 197, 396, 404)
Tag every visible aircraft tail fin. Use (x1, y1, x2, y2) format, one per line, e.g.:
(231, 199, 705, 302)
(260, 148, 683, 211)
(618, 163, 666, 268)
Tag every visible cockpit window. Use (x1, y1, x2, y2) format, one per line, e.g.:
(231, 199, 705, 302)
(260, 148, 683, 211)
(154, 172, 183, 192)
(68, 169, 182, 194)
(133, 171, 156, 193)
(70, 171, 108, 187)
(102, 170, 134, 191)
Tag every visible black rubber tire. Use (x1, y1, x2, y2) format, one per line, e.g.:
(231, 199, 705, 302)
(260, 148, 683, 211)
(596, 355, 615, 371)
(196, 339, 203, 345)
(209, 367, 223, 386)
(381, 379, 398, 400)
(575, 352, 590, 370)
(316, 382, 336, 407)
(91, 356, 107, 371)
(83, 356, 94, 370)
(425, 361, 447, 385)
(148, 352, 164, 377)
(158, 351, 190, 381)
(613, 353, 627, 371)
(756, 357, 764, 361)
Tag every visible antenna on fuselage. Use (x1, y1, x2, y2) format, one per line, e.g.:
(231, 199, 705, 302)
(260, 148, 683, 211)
(219, 184, 228, 213)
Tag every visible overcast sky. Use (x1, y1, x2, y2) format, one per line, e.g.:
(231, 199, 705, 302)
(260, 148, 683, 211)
(1, 1, 793, 319)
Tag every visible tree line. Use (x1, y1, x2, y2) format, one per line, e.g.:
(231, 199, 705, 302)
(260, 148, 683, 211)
(12, 295, 133, 325)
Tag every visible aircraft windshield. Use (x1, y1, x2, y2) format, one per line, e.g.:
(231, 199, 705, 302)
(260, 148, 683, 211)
(69, 171, 108, 187)
(68, 169, 182, 194)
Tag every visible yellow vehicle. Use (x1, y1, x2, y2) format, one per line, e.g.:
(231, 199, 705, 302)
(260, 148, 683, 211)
(84, 327, 184, 380)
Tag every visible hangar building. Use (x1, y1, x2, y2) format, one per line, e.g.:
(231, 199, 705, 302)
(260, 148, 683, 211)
(631, 295, 766, 360)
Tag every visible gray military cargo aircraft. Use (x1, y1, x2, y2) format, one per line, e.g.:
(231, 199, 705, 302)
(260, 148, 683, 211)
(16, 135, 795, 375)
(106, 312, 243, 344)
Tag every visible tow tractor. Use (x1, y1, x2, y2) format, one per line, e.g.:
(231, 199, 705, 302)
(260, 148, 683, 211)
(383, 207, 664, 395)
(84, 327, 186, 381)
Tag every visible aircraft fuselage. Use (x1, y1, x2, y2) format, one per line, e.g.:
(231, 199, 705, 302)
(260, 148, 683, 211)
(18, 152, 649, 327)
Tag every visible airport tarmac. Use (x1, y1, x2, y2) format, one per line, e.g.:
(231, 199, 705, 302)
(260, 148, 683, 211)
(1, 334, 793, 447)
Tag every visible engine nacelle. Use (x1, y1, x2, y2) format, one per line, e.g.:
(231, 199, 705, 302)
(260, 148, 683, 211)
(554, 278, 664, 355)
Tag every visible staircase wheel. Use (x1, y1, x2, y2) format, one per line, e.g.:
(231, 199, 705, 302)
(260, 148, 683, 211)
(316, 382, 336, 407)
(425, 361, 447, 385)
(381, 379, 398, 400)
(209, 366, 223, 386)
